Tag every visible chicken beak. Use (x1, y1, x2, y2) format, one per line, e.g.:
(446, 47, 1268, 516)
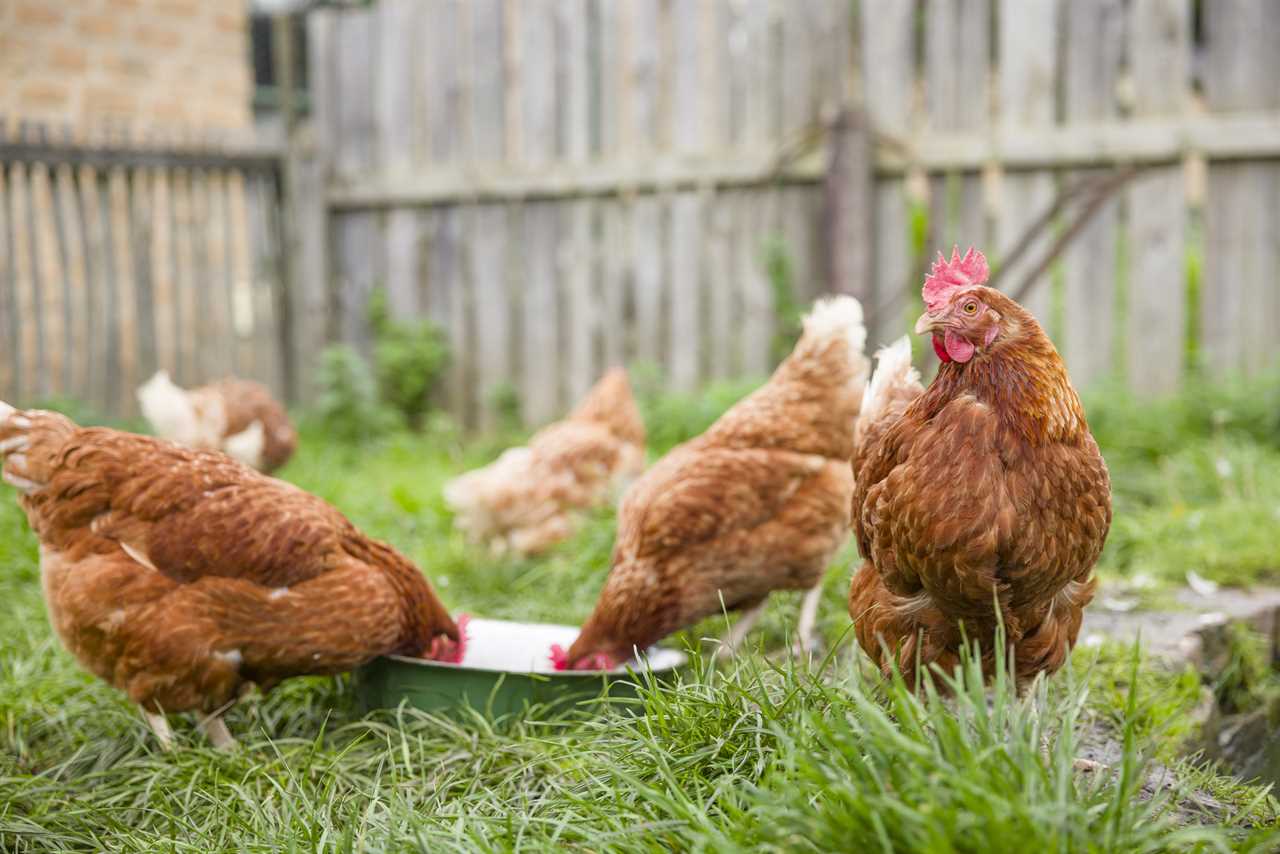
(913, 311, 937, 335)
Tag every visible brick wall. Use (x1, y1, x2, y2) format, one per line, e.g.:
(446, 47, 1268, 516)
(0, 0, 252, 131)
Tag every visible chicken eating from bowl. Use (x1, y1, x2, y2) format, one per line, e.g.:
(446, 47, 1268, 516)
(0, 404, 460, 749)
(551, 296, 870, 671)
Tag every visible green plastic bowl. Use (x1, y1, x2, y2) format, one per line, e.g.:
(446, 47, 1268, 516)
(356, 618, 687, 717)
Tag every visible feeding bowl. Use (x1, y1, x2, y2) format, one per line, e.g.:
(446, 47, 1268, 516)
(356, 618, 687, 717)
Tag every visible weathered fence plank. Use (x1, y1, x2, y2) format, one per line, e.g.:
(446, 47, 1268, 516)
(54, 163, 88, 397)
(668, 0, 703, 391)
(997, 0, 1059, 335)
(925, 0, 991, 251)
(1126, 0, 1190, 394)
(470, 204, 511, 428)
(149, 168, 176, 384)
(861, 0, 914, 349)
(189, 170, 214, 379)
(128, 167, 157, 384)
(1061, 0, 1124, 388)
(107, 166, 136, 410)
(0, 166, 12, 399)
(10, 163, 38, 400)
(31, 162, 65, 398)
(562, 0, 596, 404)
(79, 165, 112, 412)
(1201, 0, 1280, 377)
(225, 172, 255, 380)
(170, 168, 197, 387)
(468, 0, 510, 428)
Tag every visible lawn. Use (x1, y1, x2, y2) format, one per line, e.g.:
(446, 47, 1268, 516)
(2, 376, 1280, 851)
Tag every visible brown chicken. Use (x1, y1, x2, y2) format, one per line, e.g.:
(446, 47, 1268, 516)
(848, 247, 1111, 686)
(444, 368, 646, 557)
(0, 403, 459, 748)
(554, 297, 869, 670)
(137, 370, 297, 473)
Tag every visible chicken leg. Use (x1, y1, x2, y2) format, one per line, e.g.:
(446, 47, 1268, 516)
(144, 711, 174, 751)
(199, 715, 237, 750)
(716, 600, 768, 660)
(793, 585, 824, 656)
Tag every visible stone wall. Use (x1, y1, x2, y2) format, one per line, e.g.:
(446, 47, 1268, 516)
(0, 0, 252, 131)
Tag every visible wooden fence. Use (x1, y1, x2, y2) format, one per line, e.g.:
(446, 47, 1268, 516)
(861, 0, 1280, 395)
(304, 0, 855, 427)
(301, 0, 1280, 429)
(3, 1, 1279, 426)
(0, 122, 290, 416)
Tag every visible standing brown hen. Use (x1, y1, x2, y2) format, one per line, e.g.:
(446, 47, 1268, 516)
(848, 247, 1111, 686)
(555, 296, 869, 670)
(0, 404, 459, 748)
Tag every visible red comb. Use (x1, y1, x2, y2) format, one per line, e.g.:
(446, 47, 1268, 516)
(427, 613, 470, 664)
(923, 246, 989, 312)
(549, 644, 570, 671)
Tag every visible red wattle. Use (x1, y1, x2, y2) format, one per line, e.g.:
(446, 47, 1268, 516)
(932, 334, 951, 362)
(943, 330, 976, 363)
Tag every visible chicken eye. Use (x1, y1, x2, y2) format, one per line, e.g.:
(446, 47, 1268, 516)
(962, 301, 978, 315)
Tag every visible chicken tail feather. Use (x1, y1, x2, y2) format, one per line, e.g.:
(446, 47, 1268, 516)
(0, 406, 78, 494)
(792, 295, 869, 380)
(857, 336, 923, 446)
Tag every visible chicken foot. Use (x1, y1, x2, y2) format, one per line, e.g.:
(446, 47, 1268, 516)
(716, 600, 768, 660)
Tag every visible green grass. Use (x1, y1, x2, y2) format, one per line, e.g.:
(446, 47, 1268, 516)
(1084, 373, 1280, 584)
(4, 380, 1280, 851)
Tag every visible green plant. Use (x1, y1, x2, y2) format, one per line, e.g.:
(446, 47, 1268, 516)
(630, 362, 763, 456)
(485, 381, 523, 435)
(765, 238, 802, 365)
(368, 290, 450, 430)
(1211, 623, 1276, 715)
(312, 344, 400, 443)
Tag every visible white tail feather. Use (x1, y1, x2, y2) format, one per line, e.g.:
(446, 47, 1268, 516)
(222, 420, 266, 469)
(800, 295, 867, 361)
(138, 370, 199, 444)
(860, 336, 920, 428)
(0, 401, 13, 421)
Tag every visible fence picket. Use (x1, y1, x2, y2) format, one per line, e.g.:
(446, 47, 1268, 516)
(1201, 0, 1280, 377)
(1126, 0, 1190, 394)
(1061, 0, 1124, 388)
(861, 0, 914, 350)
(31, 161, 65, 398)
(997, 0, 1059, 335)
(170, 168, 197, 386)
(149, 168, 176, 381)
(79, 166, 112, 412)
(0, 166, 12, 399)
(10, 163, 38, 399)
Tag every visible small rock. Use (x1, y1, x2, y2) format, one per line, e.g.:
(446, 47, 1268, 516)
(1187, 571, 1220, 597)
